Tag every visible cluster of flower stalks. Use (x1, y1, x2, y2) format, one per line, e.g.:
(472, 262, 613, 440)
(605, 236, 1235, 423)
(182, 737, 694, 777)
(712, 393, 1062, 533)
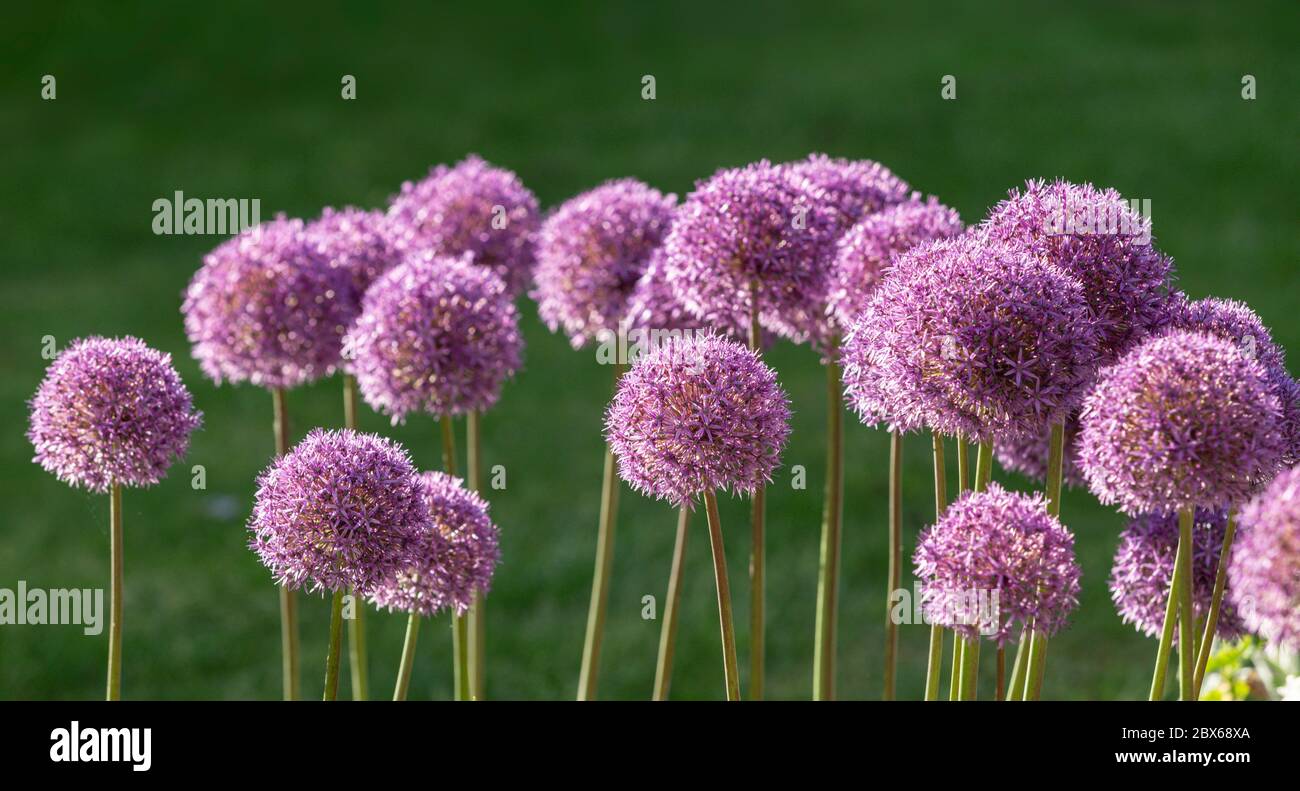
(28, 154, 1300, 702)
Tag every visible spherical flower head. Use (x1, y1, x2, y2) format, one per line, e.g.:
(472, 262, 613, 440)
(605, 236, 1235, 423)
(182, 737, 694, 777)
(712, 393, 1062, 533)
(345, 252, 523, 422)
(981, 179, 1175, 361)
(1110, 510, 1246, 643)
(386, 154, 540, 294)
(1079, 330, 1287, 515)
(913, 482, 1081, 645)
(605, 333, 791, 507)
(368, 471, 500, 616)
(844, 233, 1100, 441)
(532, 179, 677, 348)
(826, 196, 964, 330)
(1166, 294, 1300, 465)
(784, 153, 912, 226)
(661, 160, 843, 346)
(622, 248, 706, 336)
(1229, 464, 1300, 649)
(305, 206, 402, 312)
(994, 414, 1086, 489)
(183, 216, 357, 389)
(248, 429, 428, 594)
(28, 336, 202, 493)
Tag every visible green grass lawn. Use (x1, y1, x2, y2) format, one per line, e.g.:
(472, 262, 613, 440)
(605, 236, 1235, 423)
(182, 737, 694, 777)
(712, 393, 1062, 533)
(1, 1, 1296, 700)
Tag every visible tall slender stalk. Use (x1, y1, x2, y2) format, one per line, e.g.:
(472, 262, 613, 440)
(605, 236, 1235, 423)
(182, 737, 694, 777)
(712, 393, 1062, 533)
(1148, 530, 1187, 701)
(974, 440, 992, 493)
(1006, 629, 1029, 701)
(653, 506, 690, 701)
(106, 483, 123, 701)
(1021, 423, 1064, 701)
(956, 433, 969, 493)
(747, 292, 766, 700)
(271, 387, 299, 701)
(467, 410, 486, 701)
(1177, 508, 1196, 701)
(342, 373, 368, 701)
(924, 432, 947, 701)
(578, 362, 626, 700)
(392, 613, 421, 701)
(813, 354, 844, 701)
(884, 431, 903, 700)
(1194, 512, 1236, 696)
(323, 589, 345, 701)
(703, 490, 741, 701)
(960, 636, 981, 700)
(949, 435, 974, 700)
(452, 613, 470, 701)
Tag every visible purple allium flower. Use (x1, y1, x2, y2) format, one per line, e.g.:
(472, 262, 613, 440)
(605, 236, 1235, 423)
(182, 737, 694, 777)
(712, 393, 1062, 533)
(1166, 294, 1300, 465)
(532, 179, 677, 348)
(981, 179, 1175, 361)
(1078, 330, 1287, 515)
(1110, 510, 1246, 643)
(386, 155, 540, 294)
(248, 429, 428, 595)
(913, 482, 1081, 645)
(993, 414, 1086, 489)
(369, 471, 500, 617)
(183, 216, 356, 389)
(661, 160, 843, 346)
(305, 206, 402, 312)
(345, 253, 523, 422)
(1229, 464, 1300, 649)
(622, 248, 705, 336)
(841, 234, 1100, 440)
(605, 333, 791, 507)
(784, 153, 912, 228)
(826, 196, 964, 330)
(28, 336, 202, 493)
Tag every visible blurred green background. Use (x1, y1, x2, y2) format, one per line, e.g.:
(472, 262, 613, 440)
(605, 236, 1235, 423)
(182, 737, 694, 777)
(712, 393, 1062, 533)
(2, 1, 1296, 701)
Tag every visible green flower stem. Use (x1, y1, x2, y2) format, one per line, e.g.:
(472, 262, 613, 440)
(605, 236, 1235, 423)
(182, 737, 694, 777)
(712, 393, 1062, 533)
(884, 431, 903, 700)
(949, 635, 963, 701)
(342, 374, 368, 701)
(271, 387, 299, 701)
(748, 295, 766, 701)
(452, 612, 470, 701)
(392, 613, 421, 701)
(956, 433, 969, 493)
(703, 490, 742, 701)
(1021, 423, 1065, 701)
(467, 410, 486, 701)
(813, 355, 845, 701)
(1006, 629, 1029, 701)
(960, 636, 981, 700)
(1148, 530, 1187, 701)
(578, 362, 626, 700)
(1194, 512, 1236, 696)
(924, 432, 947, 701)
(653, 506, 690, 701)
(323, 589, 345, 701)
(1177, 507, 1196, 701)
(974, 440, 993, 493)
(106, 483, 123, 701)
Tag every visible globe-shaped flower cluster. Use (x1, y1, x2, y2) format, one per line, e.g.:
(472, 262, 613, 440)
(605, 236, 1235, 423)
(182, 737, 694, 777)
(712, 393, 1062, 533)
(248, 429, 428, 595)
(825, 196, 964, 330)
(369, 471, 500, 617)
(305, 206, 402, 314)
(661, 160, 843, 346)
(28, 336, 202, 493)
(841, 234, 1100, 441)
(532, 179, 677, 348)
(784, 153, 911, 229)
(183, 216, 356, 389)
(913, 483, 1081, 645)
(345, 253, 523, 422)
(1109, 509, 1246, 643)
(605, 333, 791, 507)
(980, 179, 1175, 361)
(1229, 464, 1300, 650)
(1078, 329, 1286, 515)
(386, 154, 540, 294)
